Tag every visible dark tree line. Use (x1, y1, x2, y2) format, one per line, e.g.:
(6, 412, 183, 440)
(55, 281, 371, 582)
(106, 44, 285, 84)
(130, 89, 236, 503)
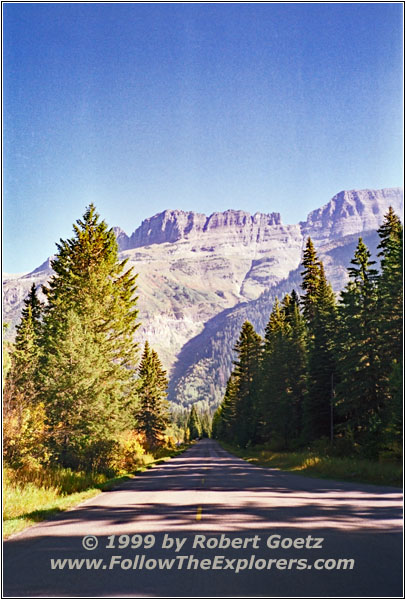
(212, 208, 403, 460)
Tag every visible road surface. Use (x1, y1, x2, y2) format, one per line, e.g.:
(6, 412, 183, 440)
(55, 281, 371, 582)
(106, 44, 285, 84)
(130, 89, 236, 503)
(3, 439, 403, 597)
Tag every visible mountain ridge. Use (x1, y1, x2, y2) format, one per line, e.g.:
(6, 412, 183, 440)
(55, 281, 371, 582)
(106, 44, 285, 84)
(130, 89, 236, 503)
(3, 187, 403, 409)
(107, 187, 403, 251)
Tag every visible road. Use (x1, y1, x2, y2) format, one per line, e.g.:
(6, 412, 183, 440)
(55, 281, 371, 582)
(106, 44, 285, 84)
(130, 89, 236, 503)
(3, 439, 403, 597)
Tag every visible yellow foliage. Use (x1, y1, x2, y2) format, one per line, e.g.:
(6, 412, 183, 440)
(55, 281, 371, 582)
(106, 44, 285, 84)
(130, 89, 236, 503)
(109, 431, 154, 474)
(3, 401, 49, 469)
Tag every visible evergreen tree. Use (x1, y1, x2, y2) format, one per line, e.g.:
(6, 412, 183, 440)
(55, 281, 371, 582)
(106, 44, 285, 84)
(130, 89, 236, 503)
(300, 237, 321, 326)
(40, 205, 140, 466)
(232, 321, 262, 447)
(5, 285, 43, 411)
(17, 284, 43, 338)
(335, 238, 382, 455)
(42, 205, 139, 369)
(42, 309, 123, 466)
(376, 208, 403, 369)
(299, 238, 338, 442)
(376, 208, 403, 453)
(3, 288, 46, 467)
(260, 298, 287, 444)
(260, 293, 307, 448)
(303, 262, 337, 442)
(377, 206, 402, 258)
(187, 404, 201, 439)
(385, 361, 403, 457)
(282, 291, 307, 443)
(214, 372, 238, 442)
(198, 408, 212, 438)
(136, 342, 169, 450)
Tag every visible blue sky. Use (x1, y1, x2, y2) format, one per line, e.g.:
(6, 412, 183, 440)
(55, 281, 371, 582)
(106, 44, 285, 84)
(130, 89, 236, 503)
(3, 3, 403, 273)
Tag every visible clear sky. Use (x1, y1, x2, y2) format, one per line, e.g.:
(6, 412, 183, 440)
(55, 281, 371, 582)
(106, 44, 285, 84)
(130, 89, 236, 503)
(3, 2, 403, 273)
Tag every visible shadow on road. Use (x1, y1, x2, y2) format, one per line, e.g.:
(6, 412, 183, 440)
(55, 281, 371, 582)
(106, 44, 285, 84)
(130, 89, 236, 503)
(3, 440, 403, 597)
(4, 526, 403, 598)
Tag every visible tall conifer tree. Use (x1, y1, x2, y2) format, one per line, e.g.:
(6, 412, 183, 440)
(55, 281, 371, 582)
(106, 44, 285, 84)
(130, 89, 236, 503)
(214, 372, 238, 442)
(335, 238, 382, 454)
(299, 238, 337, 441)
(136, 342, 169, 450)
(260, 298, 287, 444)
(304, 262, 337, 441)
(376, 208, 403, 369)
(4, 286, 45, 466)
(187, 404, 201, 439)
(5, 284, 43, 410)
(376, 208, 403, 452)
(232, 321, 262, 447)
(300, 237, 321, 326)
(283, 291, 307, 443)
(260, 293, 307, 448)
(40, 205, 140, 465)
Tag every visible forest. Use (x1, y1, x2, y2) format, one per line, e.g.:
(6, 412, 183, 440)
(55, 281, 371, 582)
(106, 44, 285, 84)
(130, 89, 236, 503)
(3, 204, 403, 523)
(3, 206, 206, 482)
(212, 207, 403, 462)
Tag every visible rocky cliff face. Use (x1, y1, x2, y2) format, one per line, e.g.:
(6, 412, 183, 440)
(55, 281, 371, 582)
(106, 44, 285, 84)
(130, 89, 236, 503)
(124, 209, 282, 249)
(3, 188, 403, 408)
(302, 188, 403, 244)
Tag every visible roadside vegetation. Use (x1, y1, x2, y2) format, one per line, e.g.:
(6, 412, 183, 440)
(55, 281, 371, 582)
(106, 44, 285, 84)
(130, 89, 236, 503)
(219, 442, 402, 488)
(3, 204, 402, 537)
(213, 208, 402, 477)
(3, 443, 190, 538)
(2, 205, 197, 539)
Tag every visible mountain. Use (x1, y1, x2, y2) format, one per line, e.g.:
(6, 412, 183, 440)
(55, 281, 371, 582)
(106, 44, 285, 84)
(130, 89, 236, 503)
(3, 187, 403, 409)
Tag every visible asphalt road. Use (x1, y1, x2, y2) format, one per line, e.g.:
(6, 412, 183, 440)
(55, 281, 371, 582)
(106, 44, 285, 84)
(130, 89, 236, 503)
(3, 439, 403, 597)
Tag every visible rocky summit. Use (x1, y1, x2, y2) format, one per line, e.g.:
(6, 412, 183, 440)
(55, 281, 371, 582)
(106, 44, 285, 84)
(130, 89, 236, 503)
(3, 187, 403, 409)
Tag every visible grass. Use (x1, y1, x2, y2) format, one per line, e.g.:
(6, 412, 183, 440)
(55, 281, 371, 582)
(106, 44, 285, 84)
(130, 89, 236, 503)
(220, 443, 403, 488)
(3, 443, 190, 539)
(3, 468, 139, 539)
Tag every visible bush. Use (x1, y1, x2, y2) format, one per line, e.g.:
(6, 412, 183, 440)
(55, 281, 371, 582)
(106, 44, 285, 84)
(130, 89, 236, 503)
(110, 431, 154, 474)
(3, 401, 49, 469)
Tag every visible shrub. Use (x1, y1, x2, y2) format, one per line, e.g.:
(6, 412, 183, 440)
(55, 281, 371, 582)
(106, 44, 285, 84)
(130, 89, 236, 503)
(3, 401, 50, 469)
(110, 431, 154, 474)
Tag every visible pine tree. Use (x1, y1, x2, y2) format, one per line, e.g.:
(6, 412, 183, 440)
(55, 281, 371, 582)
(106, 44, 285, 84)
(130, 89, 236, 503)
(300, 237, 321, 326)
(260, 298, 287, 444)
(40, 205, 140, 466)
(282, 291, 307, 444)
(376, 208, 403, 453)
(303, 262, 337, 442)
(232, 321, 263, 447)
(211, 405, 222, 440)
(135, 342, 169, 450)
(386, 361, 403, 457)
(299, 238, 337, 442)
(260, 293, 307, 448)
(335, 238, 382, 455)
(198, 408, 212, 438)
(5, 285, 43, 411)
(214, 372, 238, 442)
(18, 283, 43, 338)
(3, 288, 46, 467)
(42, 205, 139, 369)
(187, 404, 201, 439)
(42, 309, 123, 466)
(376, 208, 403, 368)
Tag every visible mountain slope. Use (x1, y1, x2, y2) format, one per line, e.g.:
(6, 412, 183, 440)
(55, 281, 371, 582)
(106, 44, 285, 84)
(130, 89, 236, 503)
(3, 188, 403, 408)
